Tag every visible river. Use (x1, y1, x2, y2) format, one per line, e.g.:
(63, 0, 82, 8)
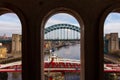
(7, 44, 80, 80)
(44, 43, 80, 60)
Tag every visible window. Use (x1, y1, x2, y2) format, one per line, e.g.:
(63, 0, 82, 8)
(0, 12, 22, 80)
(104, 12, 120, 80)
(42, 8, 84, 80)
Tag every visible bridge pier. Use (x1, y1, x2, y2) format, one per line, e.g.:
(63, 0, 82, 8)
(105, 33, 119, 53)
(12, 34, 21, 54)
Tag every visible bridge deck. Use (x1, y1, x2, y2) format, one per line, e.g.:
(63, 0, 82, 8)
(0, 54, 120, 73)
(0, 60, 120, 73)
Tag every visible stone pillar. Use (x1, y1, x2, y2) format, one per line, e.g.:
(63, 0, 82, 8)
(108, 33, 119, 53)
(12, 34, 21, 54)
(104, 34, 111, 53)
(105, 34, 111, 40)
(19, 35, 22, 53)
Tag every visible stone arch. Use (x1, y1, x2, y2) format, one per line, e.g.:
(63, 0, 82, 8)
(0, 3, 26, 27)
(98, 4, 120, 78)
(41, 7, 84, 80)
(0, 4, 26, 79)
(99, 3, 120, 54)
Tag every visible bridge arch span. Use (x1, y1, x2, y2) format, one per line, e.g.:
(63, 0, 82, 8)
(44, 23, 80, 34)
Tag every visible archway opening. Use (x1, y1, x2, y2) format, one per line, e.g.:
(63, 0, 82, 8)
(0, 9, 22, 80)
(43, 12, 81, 80)
(104, 12, 120, 79)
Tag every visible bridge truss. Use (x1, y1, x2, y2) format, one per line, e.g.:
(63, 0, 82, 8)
(44, 24, 80, 40)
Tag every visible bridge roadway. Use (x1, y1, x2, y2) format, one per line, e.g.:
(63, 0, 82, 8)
(104, 54, 120, 64)
(0, 55, 120, 73)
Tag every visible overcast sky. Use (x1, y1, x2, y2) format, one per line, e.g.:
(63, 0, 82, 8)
(0, 13, 21, 36)
(0, 12, 120, 37)
(104, 12, 120, 37)
(45, 13, 80, 27)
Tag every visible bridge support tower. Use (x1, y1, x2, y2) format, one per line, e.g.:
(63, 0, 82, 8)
(12, 34, 21, 54)
(106, 33, 119, 53)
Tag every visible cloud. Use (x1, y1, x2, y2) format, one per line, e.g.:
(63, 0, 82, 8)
(0, 13, 21, 23)
(45, 13, 80, 28)
(0, 21, 21, 29)
(0, 13, 21, 36)
(104, 22, 120, 37)
(104, 12, 120, 37)
(45, 19, 80, 27)
(45, 19, 68, 27)
(0, 20, 21, 36)
(0, 13, 80, 37)
(45, 18, 80, 28)
(105, 13, 120, 24)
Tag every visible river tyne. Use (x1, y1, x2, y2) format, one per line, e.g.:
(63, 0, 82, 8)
(44, 44, 80, 60)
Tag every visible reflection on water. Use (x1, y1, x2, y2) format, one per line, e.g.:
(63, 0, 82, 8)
(44, 44, 80, 60)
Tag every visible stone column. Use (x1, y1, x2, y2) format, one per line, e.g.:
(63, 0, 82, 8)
(108, 33, 119, 53)
(12, 34, 21, 54)
(19, 35, 22, 53)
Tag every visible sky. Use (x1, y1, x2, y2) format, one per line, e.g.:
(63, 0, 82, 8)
(0, 12, 120, 37)
(45, 13, 80, 28)
(104, 12, 120, 36)
(0, 13, 21, 37)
